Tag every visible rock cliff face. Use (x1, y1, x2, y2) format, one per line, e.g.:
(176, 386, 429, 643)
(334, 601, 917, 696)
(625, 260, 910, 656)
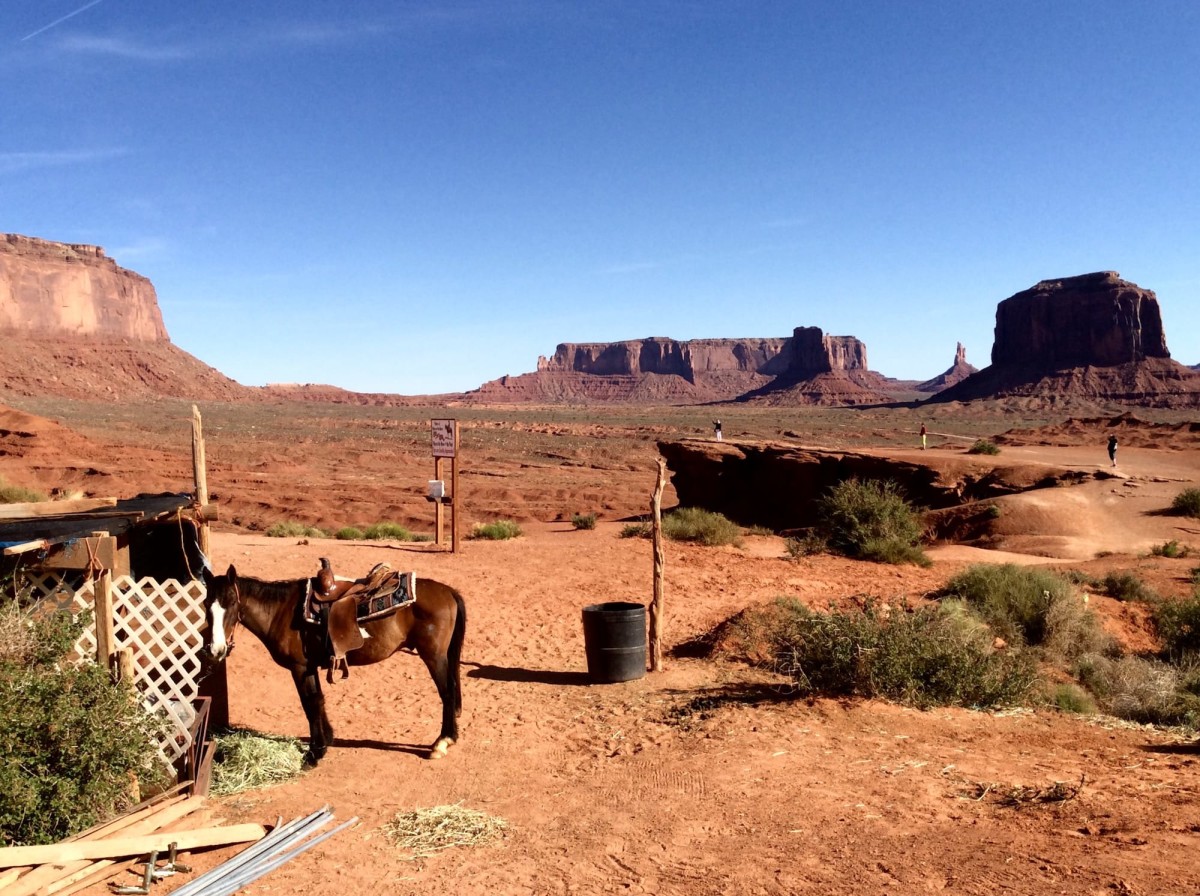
(469, 329, 894, 405)
(0, 234, 168, 341)
(932, 272, 1200, 406)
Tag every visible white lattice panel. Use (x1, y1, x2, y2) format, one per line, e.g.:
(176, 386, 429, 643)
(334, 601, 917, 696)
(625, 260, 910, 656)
(111, 576, 207, 765)
(23, 571, 209, 766)
(21, 571, 98, 663)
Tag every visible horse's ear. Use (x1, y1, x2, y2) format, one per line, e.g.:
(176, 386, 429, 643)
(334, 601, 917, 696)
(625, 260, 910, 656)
(225, 564, 238, 581)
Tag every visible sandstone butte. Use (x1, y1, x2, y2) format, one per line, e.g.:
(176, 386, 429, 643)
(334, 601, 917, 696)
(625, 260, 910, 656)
(1, 233, 1198, 408)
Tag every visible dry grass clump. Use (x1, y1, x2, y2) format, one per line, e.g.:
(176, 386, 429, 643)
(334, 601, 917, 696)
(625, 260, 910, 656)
(382, 804, 508, 859)
(210, 728, 306, 795)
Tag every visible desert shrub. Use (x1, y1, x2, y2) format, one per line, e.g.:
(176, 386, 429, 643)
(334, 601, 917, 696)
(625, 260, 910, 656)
(939, 564, 1096, 654)
(765, 598, 1036, 710)
(1153, 593, 1200, 660)
(1051, 683, 1097, 715)
(363, 522, 415, 541)
(784, 534, 826, 560)
(967, 440, 1001, 456)
(813, 479, 928, 566)
(0, 476, 47, 503)
(1171, 488, 1200, 519)
(1100, 571, 1159, 603)
(1191, 567, 1200, 587)
(619, 522, 650, 539)
(0, 601, 166, 845)
(571, 512, 597, 531)
(1076, 653, 1200, 727)
(335, 526, 365, 540)
(1063, 569, 1098, 587)
(265, 521, 327, 538)
(984, 504, 1002, 519)
(662, 508, 742, 547)
(470, 520, 522, 540)
(744, 524, 775, 537)
(1151, 540, 1189, 559)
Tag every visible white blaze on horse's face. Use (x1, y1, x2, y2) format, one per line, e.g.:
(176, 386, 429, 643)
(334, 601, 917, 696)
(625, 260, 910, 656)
(210, 601, 228, 661)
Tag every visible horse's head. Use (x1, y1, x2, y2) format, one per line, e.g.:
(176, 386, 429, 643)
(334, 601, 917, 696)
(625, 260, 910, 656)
(201, 563, 242, 662)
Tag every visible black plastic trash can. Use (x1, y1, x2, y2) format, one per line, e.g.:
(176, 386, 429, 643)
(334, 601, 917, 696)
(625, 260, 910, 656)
(581, 601, 647, 683)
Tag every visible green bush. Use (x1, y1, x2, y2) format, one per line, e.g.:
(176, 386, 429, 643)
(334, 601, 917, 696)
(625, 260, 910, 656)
(571, 512, 598, 531)
(363, 522, 415, 541)
(662, 507, 742, 547)
(470, 519, 523, 540)
(766, 598, 1035, 710)
(335, 526, 365, 540)
(265, 521, 327, 538)
(813, 479, 928, 566)
(1172, 488, 1200, 519)
(0, 476, 47, 503)
(0, 602, 166, 845)
(967, 440, 1001, 456)
(1100, 571, 1159, 603)
(1153, 593, 1200, 659)
(939, 564, 1103, 659)
(1051, 683, 1097, 715)
(1151, 540, 1189, 558)
(619, 522, 650, 539)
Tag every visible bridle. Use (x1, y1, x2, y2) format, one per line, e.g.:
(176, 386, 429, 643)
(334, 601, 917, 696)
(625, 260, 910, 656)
(199, 577, 241, 680)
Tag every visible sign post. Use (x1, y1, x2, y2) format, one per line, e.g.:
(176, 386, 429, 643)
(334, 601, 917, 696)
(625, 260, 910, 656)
(431, 419, 459, 552)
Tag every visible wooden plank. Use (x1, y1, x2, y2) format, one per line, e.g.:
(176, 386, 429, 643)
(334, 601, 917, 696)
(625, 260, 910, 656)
(0, 498, 117, 520)
(2, 539, 49, 556)
(0, 516, 138, 542)
(2, 798, 206, 896)
(94, 570, 115, 671)
(0, 822, 265, 867)
(0, 867, 29, 888)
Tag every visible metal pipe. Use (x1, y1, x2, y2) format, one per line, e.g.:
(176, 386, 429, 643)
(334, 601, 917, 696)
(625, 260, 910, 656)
(198, 815, 358, 896)
(170, 807, 334, 896)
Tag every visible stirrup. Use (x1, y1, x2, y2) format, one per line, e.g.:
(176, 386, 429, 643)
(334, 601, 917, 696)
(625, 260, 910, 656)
(327, 655, 350, 684)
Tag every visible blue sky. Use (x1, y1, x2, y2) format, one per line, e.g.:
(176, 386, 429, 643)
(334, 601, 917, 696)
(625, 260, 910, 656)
(4, 1, 1198, 394)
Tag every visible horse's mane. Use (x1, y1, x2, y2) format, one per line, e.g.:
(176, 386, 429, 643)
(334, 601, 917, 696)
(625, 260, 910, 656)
(236, 574, 308, 603)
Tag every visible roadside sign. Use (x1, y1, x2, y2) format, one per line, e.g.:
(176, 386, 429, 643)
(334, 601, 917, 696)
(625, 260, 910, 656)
(431, 419, 457, 458)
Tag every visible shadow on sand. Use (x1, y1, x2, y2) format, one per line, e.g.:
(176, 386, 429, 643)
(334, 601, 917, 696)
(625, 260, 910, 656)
(465, 662, 593, 686)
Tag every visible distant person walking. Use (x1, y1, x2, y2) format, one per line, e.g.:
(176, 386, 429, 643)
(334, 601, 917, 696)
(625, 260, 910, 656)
(713, 420, 723, 442)
(919, 423, 928, 450)
(1107, 434, 1118, 467)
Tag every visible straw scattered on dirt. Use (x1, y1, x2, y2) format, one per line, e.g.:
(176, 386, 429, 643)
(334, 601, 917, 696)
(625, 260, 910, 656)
(382, 804, 508, 860)
(210, 728, 306, 796)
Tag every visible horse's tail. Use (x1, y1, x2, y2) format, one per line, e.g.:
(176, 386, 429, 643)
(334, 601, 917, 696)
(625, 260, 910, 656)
(449, 589, 466, 717)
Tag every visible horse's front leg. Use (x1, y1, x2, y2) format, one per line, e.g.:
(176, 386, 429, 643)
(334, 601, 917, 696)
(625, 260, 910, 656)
(292, 666, 334, 765)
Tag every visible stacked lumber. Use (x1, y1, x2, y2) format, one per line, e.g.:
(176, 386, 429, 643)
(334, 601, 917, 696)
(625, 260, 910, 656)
(0, 787, 266, 896)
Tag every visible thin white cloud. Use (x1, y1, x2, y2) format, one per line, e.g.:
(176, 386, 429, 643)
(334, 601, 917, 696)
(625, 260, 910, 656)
(54, 34, 191, 61)
(21, 0, 104, 41)
(109, 237, 169, 262)
(0, 148, 126, 175)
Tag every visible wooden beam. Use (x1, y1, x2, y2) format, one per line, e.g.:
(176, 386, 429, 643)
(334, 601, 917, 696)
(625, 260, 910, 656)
(94, 571, 115, 673)
(0, 498, 118, 520)
(0, 823, 266, 867)
(2, 539, 49, 556)
(649, 459, 666, 672)
(39, 536, 117, 571)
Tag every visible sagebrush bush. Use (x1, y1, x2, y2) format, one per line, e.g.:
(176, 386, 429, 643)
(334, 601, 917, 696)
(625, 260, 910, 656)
(0, 602, 166, 845)
(967, 440, 1001, 455)
(1100, 571, 1159, 603)
(1151, 540, 1189, 558)
(265, 521, 327, 538)
(0, 476, 47, 503)
(363, 522, 415, 541)
(814, 479, 928, 566)
(1172, 488, 1200, 519)
(764, 598, 1036, 710)
(939, 564, 1101, 657)
(662, 507, 742, 547)
(335, 526, 365, 540)
(1051, 683, 1097, 715)
(1076, 653, 1200, 727)
(1153, 593, 1200, 659)
(470, 519, 522, 540)
(571, 512, 598, 530)
(619, 522, 650, 539)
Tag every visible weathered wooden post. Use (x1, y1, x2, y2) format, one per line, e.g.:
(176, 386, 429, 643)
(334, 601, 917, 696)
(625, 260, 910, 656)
(95, 568, 116, 677)
(191, 405, 210, 560)
(649, 458, 666, 671)
(431, 419, 460, 553)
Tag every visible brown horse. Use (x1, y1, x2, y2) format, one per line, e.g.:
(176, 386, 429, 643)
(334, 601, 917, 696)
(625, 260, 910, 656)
(201, 564, 466, 763)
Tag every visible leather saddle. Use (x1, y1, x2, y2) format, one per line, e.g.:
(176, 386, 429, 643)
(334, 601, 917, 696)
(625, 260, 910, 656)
(308, 558, 412, 682)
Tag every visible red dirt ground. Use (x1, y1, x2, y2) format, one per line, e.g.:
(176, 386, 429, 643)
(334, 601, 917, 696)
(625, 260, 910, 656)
(5, 399, 1199, 896)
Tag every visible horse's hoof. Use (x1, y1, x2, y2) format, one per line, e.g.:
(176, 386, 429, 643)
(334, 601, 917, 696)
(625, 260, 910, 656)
(430, 737, 453, 759)
(303, 749, 324, 768)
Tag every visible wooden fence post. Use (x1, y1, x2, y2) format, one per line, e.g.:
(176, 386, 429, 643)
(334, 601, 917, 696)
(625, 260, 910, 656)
(649, 459, 666, 672)
(95, 569, 115, 678)
(191, 405, 210, 560)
